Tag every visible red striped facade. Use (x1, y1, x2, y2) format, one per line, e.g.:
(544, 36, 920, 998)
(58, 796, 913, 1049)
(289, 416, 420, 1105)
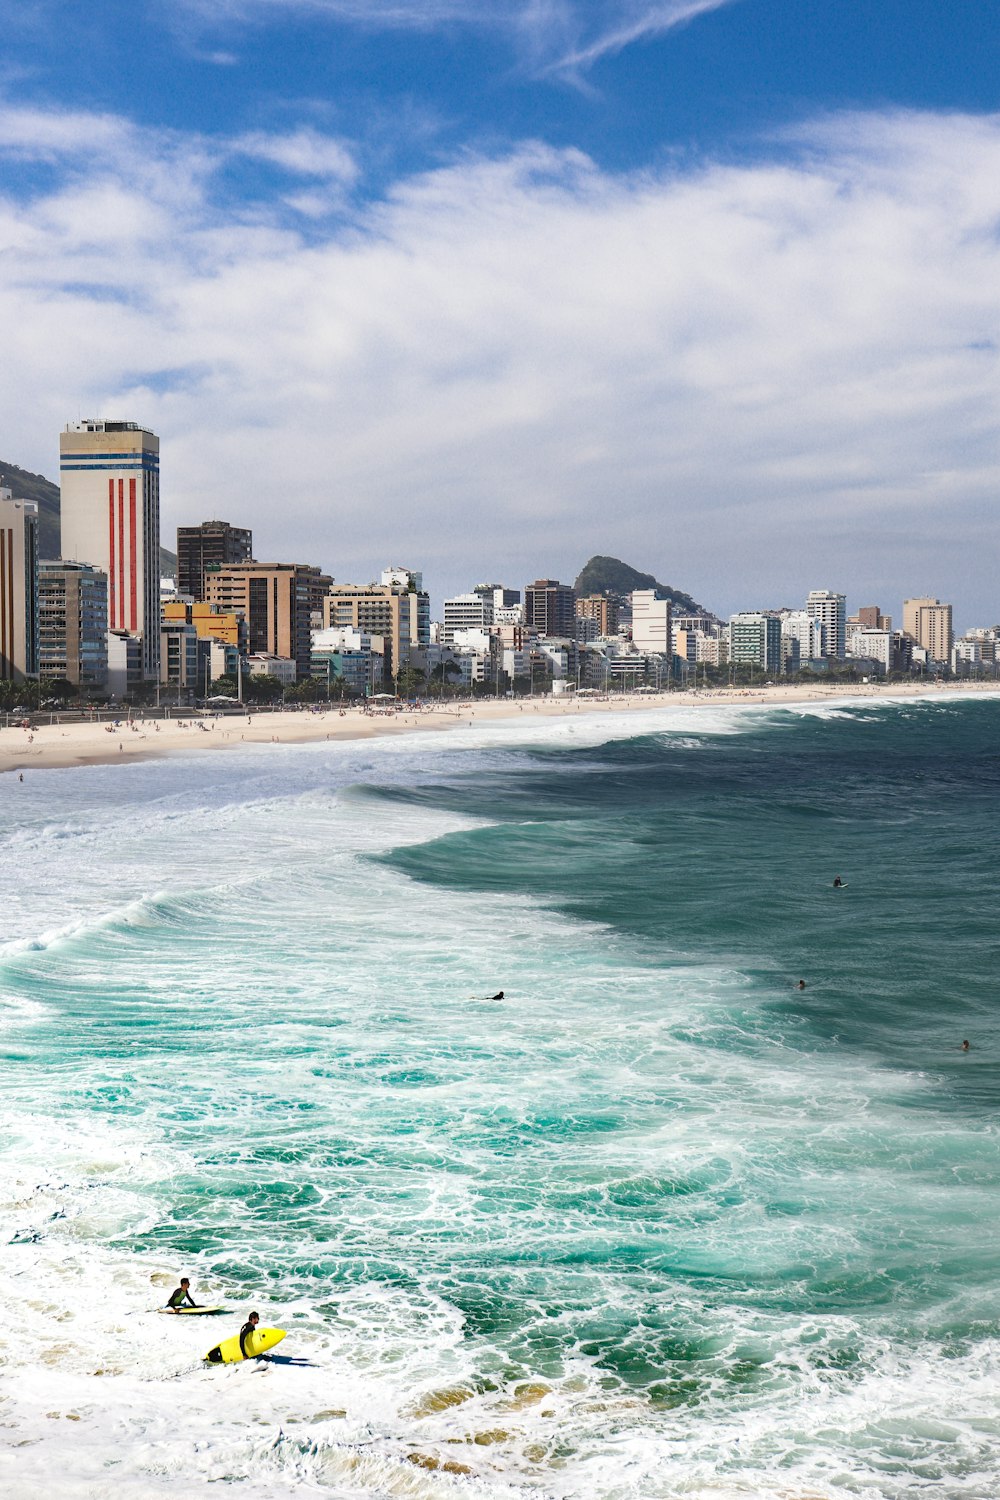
(108, 477, 140, 632)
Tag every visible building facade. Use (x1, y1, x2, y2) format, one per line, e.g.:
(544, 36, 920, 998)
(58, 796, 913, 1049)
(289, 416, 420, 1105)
(525, 579, 577, 638)
(442, 592, 493, 644)
(325, 582, 419, 676)
(59, 420, 161, 679)
(781, 609, 826, 663)
(0, 492, 39, 683)
(630, 591, 671, 654)
(576, 593, 619, 637)
(805, 590, 846, 659)
(381, 567, 430, 650)
(38, 560, 108, 691)
(903, 597, 953, 664)
(729, 612, 783, 670)
(311, 625, 384, 695)
(176, 520, 253, 601)
(206, 563, 331, 679)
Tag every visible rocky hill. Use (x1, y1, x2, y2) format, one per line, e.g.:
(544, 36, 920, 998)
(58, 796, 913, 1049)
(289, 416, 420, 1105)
(574, 555, 707, 615)
(0, 459, 177, 575)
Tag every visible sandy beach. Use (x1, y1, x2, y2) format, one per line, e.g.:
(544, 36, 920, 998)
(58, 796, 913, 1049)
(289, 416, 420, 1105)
(2, 680, 998, 775)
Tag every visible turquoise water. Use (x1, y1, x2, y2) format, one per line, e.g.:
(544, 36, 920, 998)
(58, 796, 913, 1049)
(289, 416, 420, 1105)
(1, 695, 999, 1498)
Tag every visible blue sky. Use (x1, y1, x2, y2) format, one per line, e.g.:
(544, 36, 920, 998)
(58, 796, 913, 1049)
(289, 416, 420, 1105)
(2, 0, 999, 617)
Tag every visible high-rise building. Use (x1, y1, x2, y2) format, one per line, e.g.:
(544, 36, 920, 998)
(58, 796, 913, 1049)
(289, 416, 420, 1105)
(576, 594, 619, 637)
(856, 605, 892, 631)
(806, 590, 846, 659)
(729, 612, 783, 670)
(903, 598, 953, 664)
(442, 592, 493, 644)
(206, 562, 332, 679)
(525, 579, 577, 638)
(630, 591, 671, 653)
(781, 609, 826, 661)
(59, 420, 161, 679)
(0, 490, 39, 682)
(325, 584, 405, 674)
(381, 566, 430, 649)
(475, 583, 521, 611)
(38, 561, 108, 691)
(177, 520, 253, 601)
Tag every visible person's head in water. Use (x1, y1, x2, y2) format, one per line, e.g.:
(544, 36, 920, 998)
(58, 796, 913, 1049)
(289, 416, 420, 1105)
(797, 980, 807, 990)
(962, 1040, 971, 1051)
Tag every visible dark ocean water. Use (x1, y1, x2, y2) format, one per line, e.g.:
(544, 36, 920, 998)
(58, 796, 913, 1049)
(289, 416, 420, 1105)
(1, 695, 998, 1498)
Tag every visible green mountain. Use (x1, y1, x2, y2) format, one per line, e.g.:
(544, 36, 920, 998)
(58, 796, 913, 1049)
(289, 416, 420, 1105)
(0, 459, 177, 576)
(574, 555, 707, 616)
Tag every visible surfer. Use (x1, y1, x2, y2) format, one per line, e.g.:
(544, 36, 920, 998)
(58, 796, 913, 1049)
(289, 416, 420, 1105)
(797, 980, 807, 990)
(491, 991, 505, 1001)
(239, 1311, 261, 1359)
(961, 1040, 971, 1051)
(167, 1278, 198, 1311)
(832, 876, 845, 888)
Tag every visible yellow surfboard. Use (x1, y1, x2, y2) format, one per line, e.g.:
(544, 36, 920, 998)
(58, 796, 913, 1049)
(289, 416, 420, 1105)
(205, 1327, 286, 1363)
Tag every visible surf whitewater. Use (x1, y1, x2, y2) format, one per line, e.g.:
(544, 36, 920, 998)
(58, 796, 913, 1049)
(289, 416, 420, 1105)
(1, 695, 998, 1500)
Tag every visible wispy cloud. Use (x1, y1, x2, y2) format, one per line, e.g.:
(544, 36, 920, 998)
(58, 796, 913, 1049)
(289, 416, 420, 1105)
(175, 0, 739, 76)
(232, 127, 359, 183)
(1, 101, 999, 617)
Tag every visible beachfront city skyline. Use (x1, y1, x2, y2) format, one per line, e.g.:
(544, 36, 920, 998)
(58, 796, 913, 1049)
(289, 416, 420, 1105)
(0, 415, 992, 702)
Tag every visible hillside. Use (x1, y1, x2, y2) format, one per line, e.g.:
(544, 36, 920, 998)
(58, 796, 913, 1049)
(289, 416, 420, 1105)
(0, 459, 177, 575)
(574, 555, 707, 615)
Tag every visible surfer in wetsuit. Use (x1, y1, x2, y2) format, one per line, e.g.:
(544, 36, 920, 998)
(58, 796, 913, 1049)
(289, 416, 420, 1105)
(490, 991, 505, 1000)
(167, 1278, 198, 1311)
(239, 1311, 260, 1358)
(832, 876, 844, 888)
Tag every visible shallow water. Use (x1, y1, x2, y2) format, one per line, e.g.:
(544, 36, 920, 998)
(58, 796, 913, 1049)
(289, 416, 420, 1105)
(1, 695, 998, 1498)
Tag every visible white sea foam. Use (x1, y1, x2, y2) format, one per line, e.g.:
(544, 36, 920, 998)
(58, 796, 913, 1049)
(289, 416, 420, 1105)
(1, 699, 998, 1497)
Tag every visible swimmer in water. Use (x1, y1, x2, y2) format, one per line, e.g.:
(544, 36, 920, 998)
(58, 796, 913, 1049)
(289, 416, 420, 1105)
(797, 980, 807, 990)
(961, 1040, 971, 1051)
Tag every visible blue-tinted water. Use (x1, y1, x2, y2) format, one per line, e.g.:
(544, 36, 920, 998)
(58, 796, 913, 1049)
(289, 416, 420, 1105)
(1, 695, 998, 1498)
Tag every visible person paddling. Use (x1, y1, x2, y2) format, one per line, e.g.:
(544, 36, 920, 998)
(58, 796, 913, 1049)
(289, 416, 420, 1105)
(166, 1277, 198, 1311)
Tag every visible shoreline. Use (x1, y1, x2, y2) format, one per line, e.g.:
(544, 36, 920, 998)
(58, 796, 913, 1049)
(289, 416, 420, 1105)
(2, 680, 999, 776)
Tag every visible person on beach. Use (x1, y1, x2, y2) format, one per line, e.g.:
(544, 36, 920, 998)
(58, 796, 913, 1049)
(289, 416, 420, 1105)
(240, 1311, 261, 1358)
(166, 1277, 198, 1310)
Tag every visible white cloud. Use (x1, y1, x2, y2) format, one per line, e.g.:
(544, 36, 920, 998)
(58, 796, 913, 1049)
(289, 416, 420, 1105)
(232, 127, 359, 183)
(175, 0, 738, 77)
(1, 103, 999, 620)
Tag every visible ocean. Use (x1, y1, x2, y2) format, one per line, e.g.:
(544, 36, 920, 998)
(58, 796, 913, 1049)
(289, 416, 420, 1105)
(1, 694, 998, 1499)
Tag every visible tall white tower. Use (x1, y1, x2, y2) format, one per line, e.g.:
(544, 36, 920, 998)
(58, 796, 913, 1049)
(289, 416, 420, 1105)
(806, 590, 846, 660)
(59, 420, 161, 680)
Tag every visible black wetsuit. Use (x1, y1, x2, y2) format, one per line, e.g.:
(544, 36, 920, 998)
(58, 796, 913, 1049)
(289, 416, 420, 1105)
(239, 1321, 257, 1358)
